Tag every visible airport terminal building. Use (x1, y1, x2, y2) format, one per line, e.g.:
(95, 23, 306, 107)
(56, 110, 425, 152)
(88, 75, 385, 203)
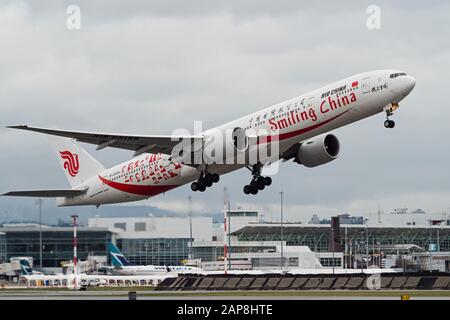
(0, 232, 6, 264)
(0, 224, 112, 268)
(1, 211, 450, 273)
(88, 216, 213, 266)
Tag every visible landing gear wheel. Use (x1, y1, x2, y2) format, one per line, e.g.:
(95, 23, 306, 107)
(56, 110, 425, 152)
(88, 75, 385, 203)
(243, 163, 273, 195)
(211, 173, 220, 183)
(205, 179, 213, 187)
(198, 176, 205, 186)
(243, 185, 252, 195)
(204, 173, 213, 186)
(384, 120, 395, 128)
(191, 182, 199, 192)
(256, 177, 266, 190)
(198, 184, 206, 192)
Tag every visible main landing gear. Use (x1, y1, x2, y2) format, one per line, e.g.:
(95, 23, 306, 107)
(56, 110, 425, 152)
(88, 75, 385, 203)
(384, 103, 399, 129)
(243, 164, 272, 195)
(191, 171, 220, 192)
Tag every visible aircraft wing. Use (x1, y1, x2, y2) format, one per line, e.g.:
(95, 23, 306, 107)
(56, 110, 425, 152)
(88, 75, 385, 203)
(2, 189, 86, 198)
(7, 125, 203, 157)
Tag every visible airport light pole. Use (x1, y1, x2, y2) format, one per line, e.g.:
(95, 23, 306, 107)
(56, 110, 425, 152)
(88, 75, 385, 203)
(401, 232, 406, 272)
(331, 225, 335, 274)
(437, 228, 440, 252)
(188, 196, 193, 260)
(378, 241, 382, 268)
(227, 200, 231, 271)
(280, 191, 284, 271)
(371, 237, 375, 269)
(364, 218, 369, 269)
(429, 219, 433, 250)
(344, 226, 348, 270)
(360, 231, 364, 274)
(71, 215, 78, 290)
(70, 214, 78, 289)
(428, 220, 433, 269)
(36, 199, 43, 270)
(223, 188, 228, 275)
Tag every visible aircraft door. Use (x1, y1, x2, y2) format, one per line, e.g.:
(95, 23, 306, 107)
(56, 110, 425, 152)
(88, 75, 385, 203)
(306, 96, 315, 109)
(306, 96, 317, 121)
(361, 77, 371, 94)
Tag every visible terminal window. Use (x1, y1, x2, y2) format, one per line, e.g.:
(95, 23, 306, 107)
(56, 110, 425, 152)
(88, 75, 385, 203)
(134, 222, 146, 232)
(288, 257, 299, 266)
(320, 257, 342, 267)
(114, 223, 126, 231)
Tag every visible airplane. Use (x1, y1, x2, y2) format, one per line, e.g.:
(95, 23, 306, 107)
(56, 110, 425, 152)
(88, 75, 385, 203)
(15, 254, 156, 289)
(18, 261, 80, 289)
(18, 259, 43, 275)
(105, 242, 202, 275)
(16, 252, 169, 289)
(2, 69, 415, 206)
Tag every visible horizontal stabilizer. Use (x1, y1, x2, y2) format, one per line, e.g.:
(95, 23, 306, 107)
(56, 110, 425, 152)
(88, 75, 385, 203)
(2, 189, 87, 198)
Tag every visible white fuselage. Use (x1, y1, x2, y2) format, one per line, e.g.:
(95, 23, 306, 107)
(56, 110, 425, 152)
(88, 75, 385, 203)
(110, 265, 203, 276)
(58, 69, 415, 206)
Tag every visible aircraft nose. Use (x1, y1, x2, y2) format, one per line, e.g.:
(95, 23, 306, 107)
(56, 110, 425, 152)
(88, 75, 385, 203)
(402, 75, 416, 96)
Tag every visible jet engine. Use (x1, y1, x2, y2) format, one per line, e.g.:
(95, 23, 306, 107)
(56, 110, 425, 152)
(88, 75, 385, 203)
(230, 127, 248, 152)
(223, 126, 249, 163)
(295, 134, 340, 168)
(203, 127, 249, 164)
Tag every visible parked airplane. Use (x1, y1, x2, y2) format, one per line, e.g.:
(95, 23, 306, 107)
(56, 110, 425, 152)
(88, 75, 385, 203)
(3, 70, 415, 206)
(18, 259, 41, 276)
(21, 273, 173, 289)
(16, 249, 170, 289)
(105, 242, 202, 275)
(19, 261, 31, 275)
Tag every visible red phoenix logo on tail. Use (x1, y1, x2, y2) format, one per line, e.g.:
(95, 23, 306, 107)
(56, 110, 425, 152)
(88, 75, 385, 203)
(59, 151, 80, 177)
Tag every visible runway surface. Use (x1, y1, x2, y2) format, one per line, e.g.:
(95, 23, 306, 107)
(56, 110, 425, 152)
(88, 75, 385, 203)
(0, 290, 449, 300)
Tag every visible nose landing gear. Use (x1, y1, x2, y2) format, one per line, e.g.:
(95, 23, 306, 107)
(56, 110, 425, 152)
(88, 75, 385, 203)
(384, 103, 399, 129)
(384, 119, 395, 128)
(243, 164, 272, 195)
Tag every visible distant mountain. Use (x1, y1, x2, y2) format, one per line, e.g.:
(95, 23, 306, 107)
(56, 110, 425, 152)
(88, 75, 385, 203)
(0, 198, 219, 226)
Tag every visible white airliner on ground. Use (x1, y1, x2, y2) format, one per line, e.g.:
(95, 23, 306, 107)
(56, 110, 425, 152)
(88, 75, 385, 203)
(3, 70, 415, 206)
(106, 242, 202, 275)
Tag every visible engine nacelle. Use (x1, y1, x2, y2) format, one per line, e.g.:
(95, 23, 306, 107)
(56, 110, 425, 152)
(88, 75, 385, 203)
(295, 134, 340, 168)
(203, 127, 249, 164)
(230, 127, 249, 152)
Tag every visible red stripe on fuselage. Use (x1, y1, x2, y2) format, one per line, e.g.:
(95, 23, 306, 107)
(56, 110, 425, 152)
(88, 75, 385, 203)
(98, 175, 178, 196)
(259, 109, 351, 144)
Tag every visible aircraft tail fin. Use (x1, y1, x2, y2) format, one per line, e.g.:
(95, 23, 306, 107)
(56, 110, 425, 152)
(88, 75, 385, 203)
(19, 259, 33, 275)
(108, 242, 130, 267)
(47, 136, 105, 188)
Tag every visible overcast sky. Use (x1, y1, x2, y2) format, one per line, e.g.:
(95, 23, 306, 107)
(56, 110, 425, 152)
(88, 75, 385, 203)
(0, 1, 449, 225)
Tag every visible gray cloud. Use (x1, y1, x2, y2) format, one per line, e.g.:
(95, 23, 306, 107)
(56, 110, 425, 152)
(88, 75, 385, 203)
(1, 1, 449, 224)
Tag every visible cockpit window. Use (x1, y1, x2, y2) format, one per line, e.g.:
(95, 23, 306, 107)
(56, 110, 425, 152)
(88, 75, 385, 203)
(389, 72, 407, 79)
